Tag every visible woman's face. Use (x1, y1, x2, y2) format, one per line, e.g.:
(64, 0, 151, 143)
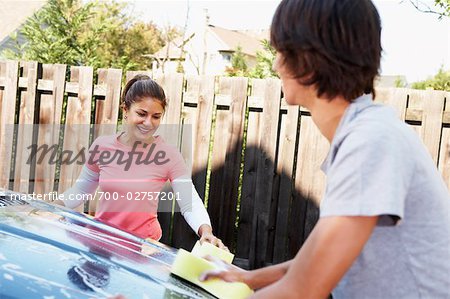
(124, 97, 164, 143)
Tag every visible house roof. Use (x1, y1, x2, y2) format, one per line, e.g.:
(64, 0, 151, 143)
(209, 25, 265, 56)
(0, 1, 46, 44)
(152, 25, 266, 60)
(237, 29, 270, 41)
(152, 36, 186, 60)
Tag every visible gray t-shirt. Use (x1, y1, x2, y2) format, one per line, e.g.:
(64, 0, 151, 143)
(320, 94, 450, 298)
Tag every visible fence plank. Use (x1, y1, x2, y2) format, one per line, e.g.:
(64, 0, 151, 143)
(273, 105, 299, 263)
(439, 126, 450, 190)
(171, 76, 216, 249)
(208, 77, 234, 238)
(236, 87, 262, 265)
(152, 73, 185, 245)
(438, 92, 450, 190)
(297, 117, 329, 201)
(0, 60, 19, 189)
(94, 68, 122, 138)
(14, 61, 38, 193)
(58, 67, 93, 214)
(190, 75, 215, 199)
(154, 73, 184, 148)
(33, 64, 66, 195)
(218, 77, 248, 248)
(409, 89, 445, 164)
(171, 97, 198, 250)
(87, 68, 122, 214)
(375, 88, 408, 120)
(208, 108, 229, 238)
(249, 78, 281, 269)
(288, 116, 328, 255)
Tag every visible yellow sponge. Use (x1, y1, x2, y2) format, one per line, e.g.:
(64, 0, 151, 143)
(170, 243, 253, 299)
(191, 241, 234, 264)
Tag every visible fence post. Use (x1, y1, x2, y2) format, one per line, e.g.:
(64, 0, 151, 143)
(14, 61, 38, 193)
(235, 81, 263, 268)
(169, 75, 216, 251)
(220, 77, 249, 247)
(249, 78, 281, 269)
(32, 63, 66, 195)
(0, 60, 19, 190)
(58, 66, 93, 213)
(190, 75, 216, 199)
(273, 103, 300, 263)
(94, 68, 122, 138)
(438, 92, 450, 189)
(154, 73, 185, 245)
(289, 114, 328, 255)
(86, 68, 123, 214)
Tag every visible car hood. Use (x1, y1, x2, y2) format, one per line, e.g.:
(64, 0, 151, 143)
(0, 190, 213, 299)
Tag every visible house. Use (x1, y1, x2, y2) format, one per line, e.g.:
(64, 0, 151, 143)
(0, 1, 46, 54)
(375, 75, 408, 88)
(151, 24, 269, 76)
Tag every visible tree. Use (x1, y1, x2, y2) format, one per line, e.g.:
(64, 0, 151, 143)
(411, 67, 450, 91)
(149, 25, 183, 75)
(2, 0, 166, 72)
(435, 0, 450, 15)
(394, 76, 407, 88)
(2, 0, 94, 65)
(404, 1, 449, 90)
(406, 0, 450, 18)
(249, 39, 278, 79)
(226, 46, 248, 77)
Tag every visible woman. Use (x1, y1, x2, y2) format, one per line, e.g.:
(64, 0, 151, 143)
(63, 75, 225, 249)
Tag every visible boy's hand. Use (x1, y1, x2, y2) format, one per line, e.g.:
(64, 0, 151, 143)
(199, 255, 248, 284)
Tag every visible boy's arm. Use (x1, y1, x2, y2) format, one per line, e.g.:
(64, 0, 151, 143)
(244, 260, 293, 290)
(251, 216, 378, 298)
(200, 259, 292, 290)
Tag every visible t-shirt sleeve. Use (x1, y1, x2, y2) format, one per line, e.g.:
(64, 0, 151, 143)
(85, 137, 101, 173)
(320, 128, 414, 225)
(166, 147, 189, 181)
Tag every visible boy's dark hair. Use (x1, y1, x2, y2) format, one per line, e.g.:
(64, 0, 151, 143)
(271, 0, 382, 100)
(121, 74, 167, 110)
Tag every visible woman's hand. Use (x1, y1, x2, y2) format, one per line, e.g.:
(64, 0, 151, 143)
(198, 224, 228, 251)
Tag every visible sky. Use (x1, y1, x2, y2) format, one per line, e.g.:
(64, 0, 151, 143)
(127, 0, 450, 83)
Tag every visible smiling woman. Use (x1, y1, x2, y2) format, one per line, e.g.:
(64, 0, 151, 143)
(120, 75, 166, 145)
(60, 75, 226, 251)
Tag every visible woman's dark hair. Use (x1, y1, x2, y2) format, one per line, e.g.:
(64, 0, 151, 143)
(271, 0, 382, 100)
(121, 74, 167, 110)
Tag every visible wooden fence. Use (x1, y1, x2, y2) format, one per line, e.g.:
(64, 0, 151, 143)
(1, 60, 449, 269)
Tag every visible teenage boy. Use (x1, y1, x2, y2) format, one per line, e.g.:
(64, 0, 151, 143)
(200, 0, 450, 298)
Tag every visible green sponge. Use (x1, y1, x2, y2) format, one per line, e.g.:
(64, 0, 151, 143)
(170, 243, 253, 299)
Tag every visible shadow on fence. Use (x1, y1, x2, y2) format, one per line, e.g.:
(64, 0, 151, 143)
(158, 143, 320, 270)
